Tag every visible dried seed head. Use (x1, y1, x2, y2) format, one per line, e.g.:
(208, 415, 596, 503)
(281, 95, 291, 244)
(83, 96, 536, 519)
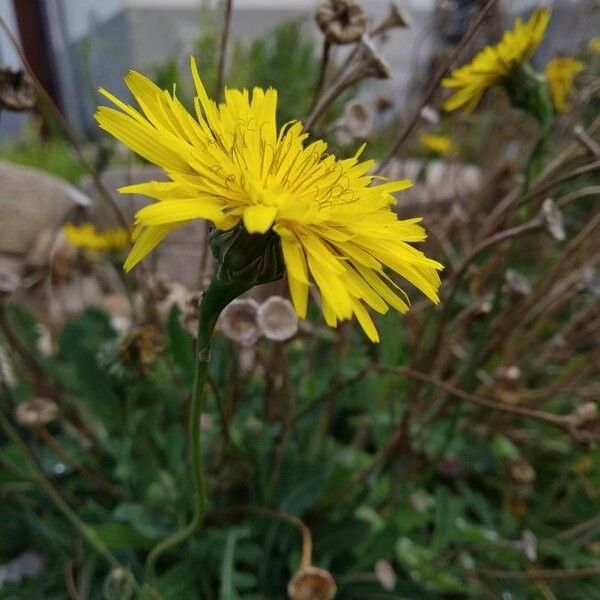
(505, 269, 532, 296)
(0, 267, 20, 297)
(316, 0, 368, 44)
(374, 559, 396, 591)
(541, 198, 566, 241)
(120, 326, 163, 365)
(0, 68, 35, 112)
(288, 566, 337, 600)
(257, 296, 299, 342)
(15, 398, 59, 428)
(342, 100, 375, 139)
(509, 460, 536, 485)
(354, 37, 391, 79)
(219, 298, 261, 346)
(572, 402, 598, 426)
(372, 1, 410, 36)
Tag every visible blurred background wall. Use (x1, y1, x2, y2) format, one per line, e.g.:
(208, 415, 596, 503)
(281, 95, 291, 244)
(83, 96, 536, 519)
(0, 0, 597, 139)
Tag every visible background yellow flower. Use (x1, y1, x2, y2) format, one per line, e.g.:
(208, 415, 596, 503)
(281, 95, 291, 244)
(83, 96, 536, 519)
(545, 57, 584, 113)
(442, 8, 550, 112)
(64, 223, 130, 251)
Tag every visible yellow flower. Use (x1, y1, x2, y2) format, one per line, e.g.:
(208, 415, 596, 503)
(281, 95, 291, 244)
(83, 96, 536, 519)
(544, 57, 583, 113)
(64, 223, 130, 251)
(589, 37, 600, 54)
(419, 133, 453, 156)
(442, 7, 550, 112)
(94, 59, 442, 342)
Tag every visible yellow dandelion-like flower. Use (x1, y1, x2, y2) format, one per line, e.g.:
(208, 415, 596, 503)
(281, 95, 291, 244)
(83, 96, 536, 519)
(442, 7, 550, 112)
(419, 133, 453, 156)
(64, 223, 130, 251)
(589, 37, 600, 54)
(94, 59, 442, 342)
(544, 57, 584, 113)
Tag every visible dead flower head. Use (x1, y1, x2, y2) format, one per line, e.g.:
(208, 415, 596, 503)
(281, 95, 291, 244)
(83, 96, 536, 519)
(342, 99, 375, 139)
(372, 1, 410, 36)
(219, 298, 261, 346)
(0, 67, 35, 112)
(316, 0, 368, 44)
(120, 326, 163, 365)
(15, 398, 59, 428)
(288, 566, 337, 600)
(257, 296, 299, 342)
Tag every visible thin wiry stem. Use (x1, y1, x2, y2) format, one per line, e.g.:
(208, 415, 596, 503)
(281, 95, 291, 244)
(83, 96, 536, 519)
(310, 38, 332, 111)
(215, 0, 234, 103)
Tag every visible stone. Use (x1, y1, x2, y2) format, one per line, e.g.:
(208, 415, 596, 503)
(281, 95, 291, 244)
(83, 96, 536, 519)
(0, 161, 89, 256)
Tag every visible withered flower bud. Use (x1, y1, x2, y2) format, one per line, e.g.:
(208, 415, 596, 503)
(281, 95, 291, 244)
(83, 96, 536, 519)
(0, 68, 35, 112)
(219, 298, 261, 346)
(120, 326, 163, 365)
(257, 296, 298, 342)
(316, 0, 368, 45)
(288, 566, 337, 600)
(15, 398, 59, 428)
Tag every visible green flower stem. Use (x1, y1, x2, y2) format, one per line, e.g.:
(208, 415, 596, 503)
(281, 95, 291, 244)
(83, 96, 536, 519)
(0, 406, 140, 592)
(144, 278, 248, 581)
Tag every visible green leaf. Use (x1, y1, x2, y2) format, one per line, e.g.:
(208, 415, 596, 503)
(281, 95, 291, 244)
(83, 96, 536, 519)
(92, 522, 153, 550)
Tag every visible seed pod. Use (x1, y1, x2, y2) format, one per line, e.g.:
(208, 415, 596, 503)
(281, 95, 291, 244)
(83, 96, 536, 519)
(316, 0, 368, 45)
(0, 68, 35, 112)
(257, 296, 299, 341)
(219, 298, 261, 346)
(288, 566, 337, 600)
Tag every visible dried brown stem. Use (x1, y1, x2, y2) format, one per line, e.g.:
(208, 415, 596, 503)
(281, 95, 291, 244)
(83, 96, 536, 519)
(215, 0, 234, 103)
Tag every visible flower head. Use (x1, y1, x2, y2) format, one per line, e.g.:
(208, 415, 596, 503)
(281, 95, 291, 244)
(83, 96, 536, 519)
(589, 37, 600, 54)
(419, 133, 453, 156)
(95, 58, 442, 342)
(64, 223, 130, 252)
(544, 57, 583, 113)
(442, 8, 550, 112)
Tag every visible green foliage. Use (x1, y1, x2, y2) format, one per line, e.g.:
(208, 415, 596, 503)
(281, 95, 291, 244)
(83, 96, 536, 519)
(0, 134, 87, 183)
